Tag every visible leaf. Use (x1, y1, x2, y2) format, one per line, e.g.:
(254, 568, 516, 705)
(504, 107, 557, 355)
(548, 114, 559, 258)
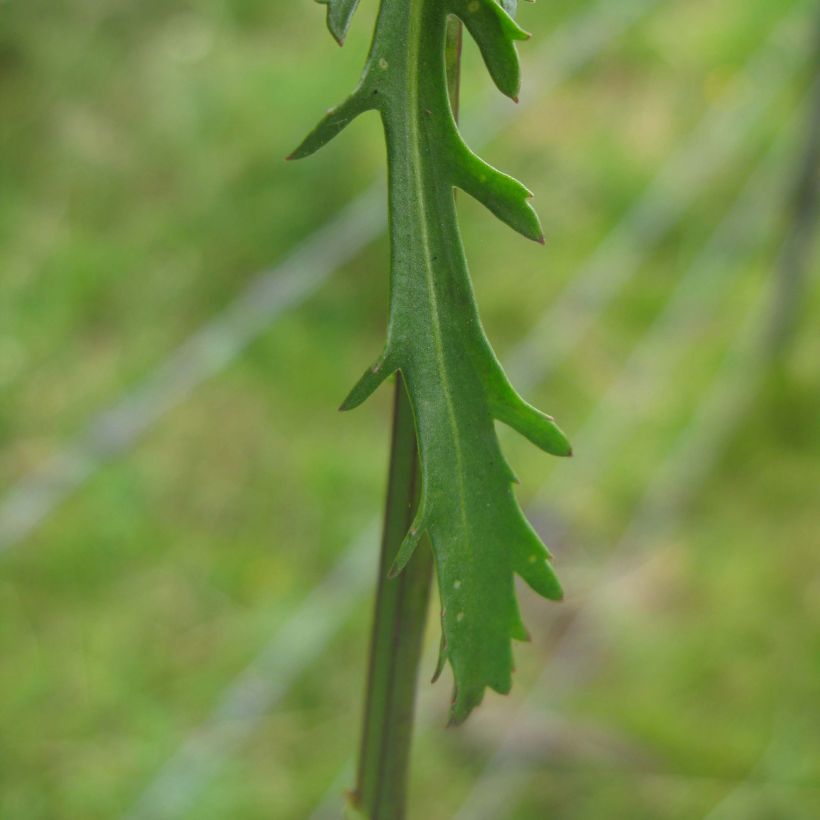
(318, 0, 363, 46)
(292, 0, 571, 724)
(338, 350, 396, 411)
(287, 89, 372, 160)
(451, 0, 530, 100)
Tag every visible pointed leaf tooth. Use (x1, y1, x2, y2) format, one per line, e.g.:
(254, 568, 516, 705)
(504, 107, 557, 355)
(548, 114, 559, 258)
(288, 89, 372, 160)
(478, 0, 530, 41)
(486, 659, 513, 695)
(490, 391, 572, 457)
(450, 0, 528, 99)
(509, 600, 530, 642)
(499, 450, 519, 484)
(431, 632, 447, 683)
(338, 351, 396, 411)
(512, 526, 563, 601)
(317, 0, 362, 46)
(387, 511, 426, 578)
(448, 680, 487, 726)
(452, 145, 544, 242)
(520, 556, 563, 601)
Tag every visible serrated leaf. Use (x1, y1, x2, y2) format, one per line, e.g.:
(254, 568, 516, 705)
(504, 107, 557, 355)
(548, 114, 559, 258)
(293, 0, 571, 724)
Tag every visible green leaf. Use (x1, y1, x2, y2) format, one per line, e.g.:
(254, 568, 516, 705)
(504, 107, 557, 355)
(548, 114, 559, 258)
(451, 0, 530, 100)
(293, 0, 571, 724)
(317, 0, 363, 46)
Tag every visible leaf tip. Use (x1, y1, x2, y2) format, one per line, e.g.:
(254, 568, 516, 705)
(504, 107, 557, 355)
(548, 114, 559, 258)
(431, 635, 447, 683)
(339, 351, 395, 411)
(388, 515, 425, 578)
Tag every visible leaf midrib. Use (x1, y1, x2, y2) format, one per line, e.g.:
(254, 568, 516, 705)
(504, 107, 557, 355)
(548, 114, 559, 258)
(406, 0, 473, 559)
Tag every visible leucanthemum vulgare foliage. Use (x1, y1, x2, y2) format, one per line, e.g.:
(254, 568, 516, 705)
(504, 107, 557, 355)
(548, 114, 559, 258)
(291, 0, 571, 724)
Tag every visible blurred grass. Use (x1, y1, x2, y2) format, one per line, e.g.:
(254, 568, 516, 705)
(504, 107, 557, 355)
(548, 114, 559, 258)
(1, 0, 819, 818)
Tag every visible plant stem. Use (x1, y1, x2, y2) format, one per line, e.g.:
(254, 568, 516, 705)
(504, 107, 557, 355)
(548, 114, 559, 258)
(351, 19, 463, 820)
(766, 11, 820, 360)
(351, 374, 431, 819)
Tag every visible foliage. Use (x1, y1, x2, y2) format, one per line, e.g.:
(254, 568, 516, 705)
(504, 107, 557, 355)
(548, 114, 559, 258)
(292, 0, 571, 723)
(2, 0, 817, 815)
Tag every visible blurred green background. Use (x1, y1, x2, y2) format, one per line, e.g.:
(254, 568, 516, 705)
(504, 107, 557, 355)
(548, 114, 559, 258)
(1, 0, 818, 817)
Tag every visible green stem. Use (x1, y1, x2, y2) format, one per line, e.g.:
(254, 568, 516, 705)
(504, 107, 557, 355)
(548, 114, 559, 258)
(351, 20, 463, 820)
(766, 11, 820, 360)
(351, 374, 431, 819)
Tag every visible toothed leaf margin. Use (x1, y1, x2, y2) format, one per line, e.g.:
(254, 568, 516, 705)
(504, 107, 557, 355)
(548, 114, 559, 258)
(293, 0, 571, 724)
